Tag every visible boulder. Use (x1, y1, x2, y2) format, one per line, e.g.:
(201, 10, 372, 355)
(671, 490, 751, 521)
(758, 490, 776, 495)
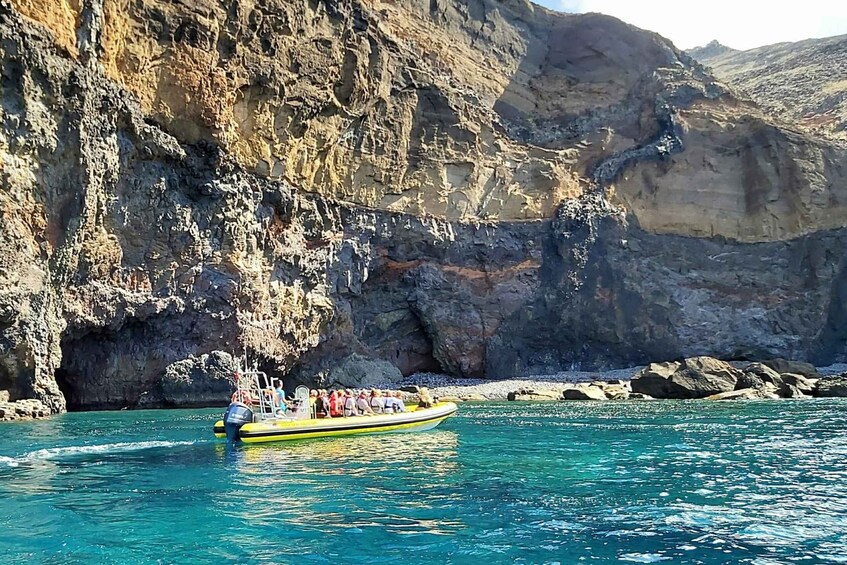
(631, 357, 740, 399)
(737, 363, 812, 398)
(603, 385, 630, 400)
(0, 390, 9, 403)
(157, 351, 240, 407)
(327, 354, 404, 389)
(508, 388, 561, 401)
(782, 384, 806, 398)
(0, 398, 50, 421)
(780, 373, 816, 394)
(683, 356, 741, 381)
(639, 361, 680, 380)
(814, 376, 847, 397)
(628, 392, 655, 400)
(738, 362, 783, 389)
(707, 388, 780, 400)
(436, 395, 462, 403)
(762, 358, 819, 379)
(562, 385, 608, 401)
(460, 393, 488, 402)
(399, 385, 421, 394)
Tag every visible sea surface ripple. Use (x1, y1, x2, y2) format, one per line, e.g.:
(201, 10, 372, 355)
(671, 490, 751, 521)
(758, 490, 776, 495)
(1, 400, 847, 563)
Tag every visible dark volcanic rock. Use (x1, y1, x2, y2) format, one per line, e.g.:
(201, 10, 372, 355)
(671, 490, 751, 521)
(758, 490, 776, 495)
(324, 354, 404, 389)
(814, 376, 847, 397)
(152, 351, 239, 408)
(562, 386, 608, 401)
(762, 359, 820, 379)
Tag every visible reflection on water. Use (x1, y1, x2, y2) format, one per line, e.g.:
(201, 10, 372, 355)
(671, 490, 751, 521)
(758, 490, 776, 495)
(217, 431, 464, 536)
(233, 430, 459, 472)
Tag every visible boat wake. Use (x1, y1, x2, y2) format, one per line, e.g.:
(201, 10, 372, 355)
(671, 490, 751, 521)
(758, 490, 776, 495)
(0, 455, 18, 467)
(0, 440, 196, 467)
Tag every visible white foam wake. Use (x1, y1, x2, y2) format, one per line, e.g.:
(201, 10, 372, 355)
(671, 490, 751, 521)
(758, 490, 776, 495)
(1, 440, 195, 466)
(0, 455, 19, 467)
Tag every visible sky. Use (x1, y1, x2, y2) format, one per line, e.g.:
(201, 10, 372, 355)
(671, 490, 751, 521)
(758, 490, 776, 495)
(535, 0, 847, 50)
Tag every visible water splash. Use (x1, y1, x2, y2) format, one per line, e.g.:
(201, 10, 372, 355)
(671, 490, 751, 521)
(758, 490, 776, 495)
(1, 440, 195, 465)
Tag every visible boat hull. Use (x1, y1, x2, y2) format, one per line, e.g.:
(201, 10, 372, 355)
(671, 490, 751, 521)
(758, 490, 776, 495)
(213, 402, 457, 443)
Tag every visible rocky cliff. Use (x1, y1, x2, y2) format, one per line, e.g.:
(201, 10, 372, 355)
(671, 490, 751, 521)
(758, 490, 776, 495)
(2, 0, 847, 414)
(690, 34, 847, 141)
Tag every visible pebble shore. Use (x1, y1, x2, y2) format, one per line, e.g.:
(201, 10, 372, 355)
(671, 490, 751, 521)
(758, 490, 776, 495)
(388, 367, 644, 401)
(387, 363, 847, 401)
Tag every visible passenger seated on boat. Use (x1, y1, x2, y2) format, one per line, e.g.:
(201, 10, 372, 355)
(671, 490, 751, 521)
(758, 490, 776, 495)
(343, 389, 357, 417)
(393, 391, 407, 412)
(418, 387, 434, 409)
(356, 391, 375, 416)
(382, 391, 396, 413)
(329, 390, 343, 417)
(369, 389, 384, 414)
(315, 389, 331, 418)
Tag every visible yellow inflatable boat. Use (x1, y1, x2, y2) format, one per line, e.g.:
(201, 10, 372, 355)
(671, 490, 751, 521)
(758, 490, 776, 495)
(212, 371, 457, 443)
(213, 401, 457, 443)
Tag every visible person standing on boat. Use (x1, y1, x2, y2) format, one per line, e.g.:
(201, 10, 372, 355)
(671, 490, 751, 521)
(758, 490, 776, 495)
(273, 380, 287, 414)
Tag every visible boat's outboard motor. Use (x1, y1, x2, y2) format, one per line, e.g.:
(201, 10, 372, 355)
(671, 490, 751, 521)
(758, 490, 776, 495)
(223, 402, 254, 442)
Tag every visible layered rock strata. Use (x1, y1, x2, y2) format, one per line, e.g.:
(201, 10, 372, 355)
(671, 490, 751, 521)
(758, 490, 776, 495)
(1, 0, 847, 415)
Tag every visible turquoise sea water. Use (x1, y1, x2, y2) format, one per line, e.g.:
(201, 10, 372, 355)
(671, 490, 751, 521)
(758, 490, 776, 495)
(2, 401, 847, 564)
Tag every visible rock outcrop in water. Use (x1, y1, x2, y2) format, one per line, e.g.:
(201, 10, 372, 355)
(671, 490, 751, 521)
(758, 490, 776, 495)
(2, 0, 847, 415)
(630, 356, 827, 400)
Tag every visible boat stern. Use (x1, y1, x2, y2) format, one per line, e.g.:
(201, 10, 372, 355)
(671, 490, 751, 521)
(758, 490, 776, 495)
(220, 402, 254, 442)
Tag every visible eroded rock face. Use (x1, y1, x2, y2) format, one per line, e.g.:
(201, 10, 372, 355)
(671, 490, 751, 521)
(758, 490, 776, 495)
(19, 0, 838, 242)
(3, 1, 847, 414)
